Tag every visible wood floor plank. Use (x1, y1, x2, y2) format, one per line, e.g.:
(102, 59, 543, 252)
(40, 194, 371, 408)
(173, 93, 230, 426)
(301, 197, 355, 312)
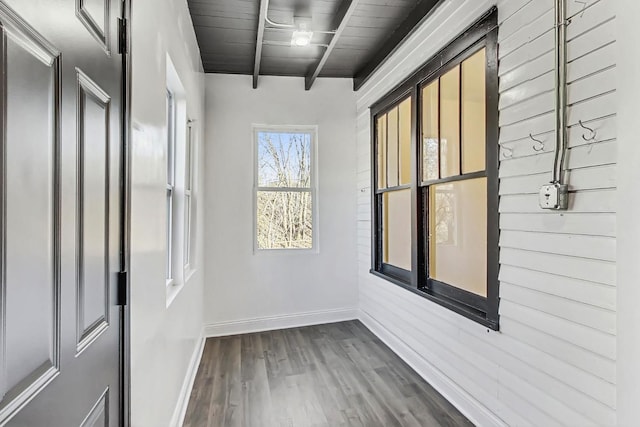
(184, 320, 473, 427)
(184, 339, 221, 427)
(208, 336, 242, 427)
(241, 333, 272, 427)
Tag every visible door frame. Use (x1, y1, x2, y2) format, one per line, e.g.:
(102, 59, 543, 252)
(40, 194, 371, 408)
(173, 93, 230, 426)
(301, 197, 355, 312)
(119, 0, 131, 425)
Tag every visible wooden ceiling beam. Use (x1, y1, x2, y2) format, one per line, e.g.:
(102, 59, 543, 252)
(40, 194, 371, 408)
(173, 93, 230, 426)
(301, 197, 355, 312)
(253, 0, 269, 89)
(352, 0, 444, 91)
(304, 0, 359, 91)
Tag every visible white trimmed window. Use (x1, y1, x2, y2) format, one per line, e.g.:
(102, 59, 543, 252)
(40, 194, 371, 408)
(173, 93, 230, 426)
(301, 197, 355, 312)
(254, 126, 317, 251)
(165, 54, 194, 304)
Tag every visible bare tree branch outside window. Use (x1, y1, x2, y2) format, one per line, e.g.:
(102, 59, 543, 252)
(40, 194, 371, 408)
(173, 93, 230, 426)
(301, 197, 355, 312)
(256, 130, 313, 250)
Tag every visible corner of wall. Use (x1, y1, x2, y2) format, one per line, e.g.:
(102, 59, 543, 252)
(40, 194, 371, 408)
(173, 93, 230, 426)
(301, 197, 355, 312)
(169, 332, 206, 427)
(358, 309, 507, 427)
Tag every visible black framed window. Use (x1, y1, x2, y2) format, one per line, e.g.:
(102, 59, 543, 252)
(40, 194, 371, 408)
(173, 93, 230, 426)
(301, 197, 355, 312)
(370, 7, 500, 329)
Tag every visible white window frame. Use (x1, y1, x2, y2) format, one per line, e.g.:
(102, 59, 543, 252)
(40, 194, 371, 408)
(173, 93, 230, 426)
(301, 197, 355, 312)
(252, 125, 319, 254)
(184, 119, 195, 273)
(166, 89, 176, 285)
(165, 54, 190, 306)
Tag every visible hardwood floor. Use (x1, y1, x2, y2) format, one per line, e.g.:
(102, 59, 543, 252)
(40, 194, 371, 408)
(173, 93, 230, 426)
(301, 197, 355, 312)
(183, 320, 473, 427)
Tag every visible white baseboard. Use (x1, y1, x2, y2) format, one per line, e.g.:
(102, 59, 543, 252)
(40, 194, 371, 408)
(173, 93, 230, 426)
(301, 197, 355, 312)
(170, 334, 206, 427)
(204, 307, 359, 337)
(359, 310, 506, 427)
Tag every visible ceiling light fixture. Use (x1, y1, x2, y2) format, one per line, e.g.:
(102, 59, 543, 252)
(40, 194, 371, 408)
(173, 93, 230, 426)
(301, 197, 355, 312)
(291, 30, 313, 46)
(261, 0, 317, 48)
(291, 23, 313, 47)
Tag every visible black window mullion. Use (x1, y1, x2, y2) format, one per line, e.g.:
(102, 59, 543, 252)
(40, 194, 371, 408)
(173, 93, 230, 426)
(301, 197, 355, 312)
(376, 194, 384, 271)
(420, 170, 486, 187)
(427, 278, 488, 312)
(422, 186, 430, 285)
(437, 77, 442, 180)
(376, 184, 412, 194)
(485, 23, 501, 328)
(371, 114, 378, 273)
(396, 106, 401, 186)
(410, 86, 422, 290)
(458, 60, 463, 175)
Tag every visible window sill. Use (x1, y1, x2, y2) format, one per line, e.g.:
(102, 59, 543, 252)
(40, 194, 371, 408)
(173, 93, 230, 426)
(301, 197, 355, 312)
(166, 280, 184, 308)
(253, 247, 319, 256)
(369, 269, 499, 331)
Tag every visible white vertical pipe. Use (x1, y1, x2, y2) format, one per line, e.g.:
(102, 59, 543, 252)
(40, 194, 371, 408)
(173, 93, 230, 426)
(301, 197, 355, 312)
(553, 0, 568, 184)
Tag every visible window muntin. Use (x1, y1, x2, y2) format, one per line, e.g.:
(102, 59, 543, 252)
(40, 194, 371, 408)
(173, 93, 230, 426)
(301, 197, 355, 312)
(255, 128, 315, 251)
(371, 9, 499, 329)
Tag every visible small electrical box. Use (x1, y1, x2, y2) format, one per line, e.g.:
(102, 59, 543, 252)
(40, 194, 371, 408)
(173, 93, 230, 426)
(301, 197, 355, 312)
(539, 183, 568, 210)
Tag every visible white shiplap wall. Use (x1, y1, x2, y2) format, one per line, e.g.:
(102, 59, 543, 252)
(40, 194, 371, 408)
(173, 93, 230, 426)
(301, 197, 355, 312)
(356, 0, 617, 426)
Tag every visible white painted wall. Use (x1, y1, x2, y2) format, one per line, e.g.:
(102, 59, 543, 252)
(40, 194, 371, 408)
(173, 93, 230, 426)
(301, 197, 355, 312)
(124, 0, 640, 425)
(356, 0, 617, 425)
(129, 0, 205, 425)
(203, 75, 358, 335)
(615, 0, 640, 425)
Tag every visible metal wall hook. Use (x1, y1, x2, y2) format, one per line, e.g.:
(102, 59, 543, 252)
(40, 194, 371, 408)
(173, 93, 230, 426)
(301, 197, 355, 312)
(578, 120, 597, 142)
(530, 133, 545, 152)
(500, 145, 514, 159)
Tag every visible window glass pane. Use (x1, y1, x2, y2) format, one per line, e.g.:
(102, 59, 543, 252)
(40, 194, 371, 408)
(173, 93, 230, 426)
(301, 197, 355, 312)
(185, 125, 193, 191)
(184, 195, 191, 265)
(383, 189, 412, 271)
(166, 188, 173, 279)
(429, 178, 487, 296)
(167, 91, 175, 185)
(462, 49, 486, 174)
(399, 98, 412, 185)
(257, 132, 311, 188)
(377, 115, 387, 189)
(257, 191, 312, 249)
(387, 106, 399, 187)
(422, 81, 439, 182)
(440, 66, 461, 178)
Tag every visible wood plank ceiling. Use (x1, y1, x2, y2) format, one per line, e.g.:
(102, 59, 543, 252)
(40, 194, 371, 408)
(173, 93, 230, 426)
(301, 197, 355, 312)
(187, 0, 443, 89)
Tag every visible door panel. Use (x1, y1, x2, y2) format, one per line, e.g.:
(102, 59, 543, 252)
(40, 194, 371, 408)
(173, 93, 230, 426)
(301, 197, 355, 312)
(76, 69, 111, 353)
(77, 0, 110, 53)
(80, 388, 109, 427)
(0, 1, 61, 415)
(0, 0, 125, 425)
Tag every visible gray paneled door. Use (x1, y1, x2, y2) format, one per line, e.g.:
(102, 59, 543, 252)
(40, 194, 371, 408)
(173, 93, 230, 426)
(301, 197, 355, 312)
(0, 0, 126, 426)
